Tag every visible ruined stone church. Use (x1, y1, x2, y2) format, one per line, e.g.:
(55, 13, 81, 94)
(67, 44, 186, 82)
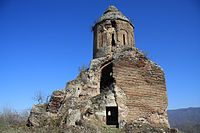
(28, 6, 169, 129)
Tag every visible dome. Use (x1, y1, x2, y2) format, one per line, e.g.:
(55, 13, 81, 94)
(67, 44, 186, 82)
(96, 5, 133, 27)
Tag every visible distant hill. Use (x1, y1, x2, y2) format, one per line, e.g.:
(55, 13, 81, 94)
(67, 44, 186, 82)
(168, 107, 200, 133)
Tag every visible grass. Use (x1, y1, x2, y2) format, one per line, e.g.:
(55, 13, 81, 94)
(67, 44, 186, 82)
(0, 107, 124, 133)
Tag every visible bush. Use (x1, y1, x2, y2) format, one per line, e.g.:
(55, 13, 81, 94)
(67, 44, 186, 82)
(0, 107, 29, 126)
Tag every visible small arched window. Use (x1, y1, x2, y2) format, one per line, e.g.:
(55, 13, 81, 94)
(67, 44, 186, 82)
(123, 34, 126, 45)
(111, 20, 116, 28)
(112, 33, 115, 46)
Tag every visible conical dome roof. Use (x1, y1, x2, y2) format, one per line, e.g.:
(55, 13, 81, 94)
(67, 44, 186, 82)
(96, 5, 133, 26)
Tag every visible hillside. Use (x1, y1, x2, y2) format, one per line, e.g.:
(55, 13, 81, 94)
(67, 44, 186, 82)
(168, 107, 200, 133)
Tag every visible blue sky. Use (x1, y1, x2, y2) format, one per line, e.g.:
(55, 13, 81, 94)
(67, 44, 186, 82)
(0, 0, 200, 111)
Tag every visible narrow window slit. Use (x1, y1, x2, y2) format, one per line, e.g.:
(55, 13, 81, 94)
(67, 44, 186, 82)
(123, 34, 126, 45)
(112, 34, 115, 46)
(111, 20, 116, 28)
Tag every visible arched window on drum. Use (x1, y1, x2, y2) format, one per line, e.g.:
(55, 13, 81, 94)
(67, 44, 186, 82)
(118, 30, 128, 46)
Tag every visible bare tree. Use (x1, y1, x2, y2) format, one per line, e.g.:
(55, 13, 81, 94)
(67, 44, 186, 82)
(33, 90, 46, 104)
(78, 64, 88, 72)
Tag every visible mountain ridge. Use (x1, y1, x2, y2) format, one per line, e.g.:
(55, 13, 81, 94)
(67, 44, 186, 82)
(168, 107, 200, 133)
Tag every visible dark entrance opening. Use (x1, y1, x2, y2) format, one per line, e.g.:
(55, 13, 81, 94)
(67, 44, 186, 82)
(100, 63, 114, 92)
(106, 106, 119, 127)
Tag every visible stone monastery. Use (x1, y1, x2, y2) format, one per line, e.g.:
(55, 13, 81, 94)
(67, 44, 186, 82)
(28, 6, 170, 129)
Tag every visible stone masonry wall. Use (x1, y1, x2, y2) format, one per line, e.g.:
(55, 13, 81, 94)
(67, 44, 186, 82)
(27, 6, 171, 130)
(27, 49, 169, 128)
(112, 50, 169, 127)
(93, 20, 135, 58)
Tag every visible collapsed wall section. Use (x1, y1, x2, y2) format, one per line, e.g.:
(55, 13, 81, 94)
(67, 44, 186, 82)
(27, 49, 170, 129)
(112, 51, 169, 127)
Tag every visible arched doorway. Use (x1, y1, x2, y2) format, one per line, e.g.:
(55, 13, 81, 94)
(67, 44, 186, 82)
(100, 63, 115, 92)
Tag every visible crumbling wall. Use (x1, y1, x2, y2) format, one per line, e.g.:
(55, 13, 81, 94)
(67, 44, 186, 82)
(27, 49, 169, 129)
(27, 5, 171, 130)
(112, 49, 169, 127)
